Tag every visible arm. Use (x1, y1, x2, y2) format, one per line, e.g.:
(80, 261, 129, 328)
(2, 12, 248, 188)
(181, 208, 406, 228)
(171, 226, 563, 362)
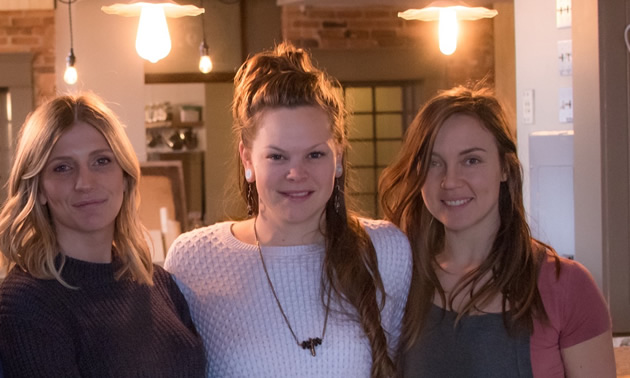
(561, 329, 616, 378)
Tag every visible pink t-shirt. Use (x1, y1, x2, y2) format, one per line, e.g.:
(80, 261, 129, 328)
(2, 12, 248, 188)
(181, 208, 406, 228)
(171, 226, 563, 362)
(531, 255, 611, 377)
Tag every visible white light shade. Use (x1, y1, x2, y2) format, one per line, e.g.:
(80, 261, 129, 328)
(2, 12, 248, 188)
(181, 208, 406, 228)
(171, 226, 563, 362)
(64, 65, 78, 85)
(102, 1, 204, 18)
(199, 55, 213, 73)
(102, 1, 204, 63)
(398, 2, 498, 22)
(136, 5, 171, 63)
(438, 8, 458, 55)
(398, 1, 497, 55)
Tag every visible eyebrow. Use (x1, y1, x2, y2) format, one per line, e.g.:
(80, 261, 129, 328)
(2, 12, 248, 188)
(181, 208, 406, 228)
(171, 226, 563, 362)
(265, 142, 330, 152)
(431, 147, 487, 158)
(47, 148, 114, 162)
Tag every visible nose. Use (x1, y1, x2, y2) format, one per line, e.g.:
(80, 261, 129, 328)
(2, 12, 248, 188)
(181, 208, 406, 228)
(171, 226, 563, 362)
(440, 164, 462, 189)
(286, 160, 308, 181)
(75, 167, 96, 192)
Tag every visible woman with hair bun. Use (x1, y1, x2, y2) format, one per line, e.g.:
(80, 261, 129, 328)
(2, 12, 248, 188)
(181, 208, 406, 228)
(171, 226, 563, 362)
(165, 42, 412, 377)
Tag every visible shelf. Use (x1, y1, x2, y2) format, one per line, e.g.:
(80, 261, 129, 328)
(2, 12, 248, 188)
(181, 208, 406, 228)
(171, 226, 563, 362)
(145, 120, 204, 129)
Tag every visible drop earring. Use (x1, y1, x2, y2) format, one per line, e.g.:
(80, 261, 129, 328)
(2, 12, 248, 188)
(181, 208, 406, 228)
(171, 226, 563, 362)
(247, 183, 254, 217)
(335, 164, 343, 178)
(245, 168, 253, 182)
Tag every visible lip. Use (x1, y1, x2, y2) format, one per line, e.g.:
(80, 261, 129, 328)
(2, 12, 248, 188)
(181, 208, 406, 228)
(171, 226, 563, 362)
(73, 198, 107, 208)
(442, 198, 472, 207)
(279, 190, 313, 199)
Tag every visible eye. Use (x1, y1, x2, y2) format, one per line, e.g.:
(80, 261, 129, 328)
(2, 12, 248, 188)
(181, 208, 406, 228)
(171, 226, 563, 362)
(53, 164, 72, 173)
(95, 157, 112, 166)
(465, 157, 481, 165)
(267, 154, 284, 161)
(429, 159, 442, 168)
(308, 151, 325, 159)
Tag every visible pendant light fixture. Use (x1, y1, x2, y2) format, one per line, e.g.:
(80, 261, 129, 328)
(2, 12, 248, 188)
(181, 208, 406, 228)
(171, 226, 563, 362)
(102, 1, 205, 63)
(59, 0, 78, 85)
(198, 0, 213, 73)
(398, 1, 497, 56)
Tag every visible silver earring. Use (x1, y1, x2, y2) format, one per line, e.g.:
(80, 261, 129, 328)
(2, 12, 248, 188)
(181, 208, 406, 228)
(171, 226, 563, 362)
(245, 168, 252, 182)
(336, 164, 343, 177)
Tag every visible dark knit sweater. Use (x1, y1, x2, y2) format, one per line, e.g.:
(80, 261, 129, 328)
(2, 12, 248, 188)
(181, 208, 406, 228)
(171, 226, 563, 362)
(0, 256, 206, 378)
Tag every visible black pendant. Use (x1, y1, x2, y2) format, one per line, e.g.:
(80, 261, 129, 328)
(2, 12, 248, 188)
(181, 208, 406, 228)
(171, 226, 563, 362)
(300, 337, 322, 356)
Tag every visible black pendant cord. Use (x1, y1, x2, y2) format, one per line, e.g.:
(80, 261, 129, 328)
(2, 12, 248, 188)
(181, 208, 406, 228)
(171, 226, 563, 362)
(254, 217, 331, 357)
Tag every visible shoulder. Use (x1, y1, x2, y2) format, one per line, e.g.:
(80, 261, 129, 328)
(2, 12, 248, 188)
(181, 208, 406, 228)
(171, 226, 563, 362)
(358, 217, 413, 287)
(538, 253, 599, 291)
(358, 218, 410, 248)
(164, 221, 233, 271)
(0, 268, 64, 319)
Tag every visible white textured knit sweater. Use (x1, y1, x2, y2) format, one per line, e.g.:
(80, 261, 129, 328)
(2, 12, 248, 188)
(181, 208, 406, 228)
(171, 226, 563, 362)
(165, 218, 412, 378)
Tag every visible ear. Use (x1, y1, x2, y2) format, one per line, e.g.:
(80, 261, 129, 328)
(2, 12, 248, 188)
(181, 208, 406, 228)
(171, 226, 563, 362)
(501, 169, 508, 182)
(335, 149, 344, 178)
(239, 141, 255, 182)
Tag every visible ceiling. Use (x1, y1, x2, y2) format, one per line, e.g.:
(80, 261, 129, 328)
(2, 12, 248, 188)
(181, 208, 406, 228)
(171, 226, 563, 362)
(276, 0, 507, 8)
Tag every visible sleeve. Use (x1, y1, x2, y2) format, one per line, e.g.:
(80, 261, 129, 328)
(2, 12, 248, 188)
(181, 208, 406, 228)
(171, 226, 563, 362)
(557, 260, 611, 349)
(363, 220, 413, 355)
(163, 268, 199, 335)
(0, 298, 81, 378)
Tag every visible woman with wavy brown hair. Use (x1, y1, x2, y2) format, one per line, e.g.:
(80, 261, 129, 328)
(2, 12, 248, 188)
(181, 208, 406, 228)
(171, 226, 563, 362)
(379, 86, 615, 377)
(165, 41, 412, 377)
(0, 93, 206, 377)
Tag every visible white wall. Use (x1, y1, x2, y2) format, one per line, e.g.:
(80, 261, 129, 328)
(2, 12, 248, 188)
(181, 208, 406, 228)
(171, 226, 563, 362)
(514, 0, 573, 214)
(55, 0, 147, 161)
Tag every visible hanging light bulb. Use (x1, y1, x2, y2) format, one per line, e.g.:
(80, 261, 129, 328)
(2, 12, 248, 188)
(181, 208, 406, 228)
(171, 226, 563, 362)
(60, 0, 78, 85)
(198, 1, 212, 74)
(136, 4, 171, 63)
(438, 8, 458, 55)
(64, 49, 78, 85)
(398, 1, 498, 56)
(199, 40, 213, 73)
(102, 1, 204, 63)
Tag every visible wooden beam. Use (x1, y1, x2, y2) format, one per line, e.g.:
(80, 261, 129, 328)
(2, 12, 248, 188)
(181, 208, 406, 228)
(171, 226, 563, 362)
(144, 72, 235, 84)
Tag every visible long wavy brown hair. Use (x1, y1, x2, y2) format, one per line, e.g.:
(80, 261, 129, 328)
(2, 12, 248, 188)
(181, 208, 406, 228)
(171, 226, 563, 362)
(233, 42, 395, 377)
(0, 93, 153, 287)
(379, 86, 559, 348)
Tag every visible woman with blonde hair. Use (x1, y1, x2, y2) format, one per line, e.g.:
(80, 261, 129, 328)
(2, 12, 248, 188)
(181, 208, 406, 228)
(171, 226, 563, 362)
(0, 93, 206, 377)
(165, 42, 412, 377)
(379, 86, 615, 377)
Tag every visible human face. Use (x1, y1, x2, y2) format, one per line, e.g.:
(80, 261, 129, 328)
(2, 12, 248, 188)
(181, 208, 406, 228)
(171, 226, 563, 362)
(38, 121, 125, 242)
(240, 106, 342, 231)
(421, 113, 506, 239)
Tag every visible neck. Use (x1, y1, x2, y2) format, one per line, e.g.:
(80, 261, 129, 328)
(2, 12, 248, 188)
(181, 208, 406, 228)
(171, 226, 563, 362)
(56, 229, 114, 264)
(253, 212, 325, 246)
(439, 229, 497, 273)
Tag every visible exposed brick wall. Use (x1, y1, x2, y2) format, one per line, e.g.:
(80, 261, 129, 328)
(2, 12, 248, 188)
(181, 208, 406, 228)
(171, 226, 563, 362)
(0, 10, 55, 106)
(282, 4, 494, 87)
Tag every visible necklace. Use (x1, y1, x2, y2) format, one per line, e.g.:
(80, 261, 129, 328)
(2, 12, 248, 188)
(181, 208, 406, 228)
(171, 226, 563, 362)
(253, 217, 331, 357)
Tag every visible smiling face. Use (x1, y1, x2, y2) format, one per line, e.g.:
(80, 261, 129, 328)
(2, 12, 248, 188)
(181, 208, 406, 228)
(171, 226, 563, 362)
(421, 113, 506, 239)
(240, 105, 342, 232)
(38, 121, 125, 243)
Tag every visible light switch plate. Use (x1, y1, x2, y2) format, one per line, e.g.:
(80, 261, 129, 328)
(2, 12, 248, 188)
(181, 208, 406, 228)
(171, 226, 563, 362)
(558, 40, 572, 76)
(556, 0, 571, 28)
(559, 87, 573, 123)
(523, 89, 534, 125)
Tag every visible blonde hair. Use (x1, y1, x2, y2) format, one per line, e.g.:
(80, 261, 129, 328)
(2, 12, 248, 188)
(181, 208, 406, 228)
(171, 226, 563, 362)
(0, 92, 153, 286)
